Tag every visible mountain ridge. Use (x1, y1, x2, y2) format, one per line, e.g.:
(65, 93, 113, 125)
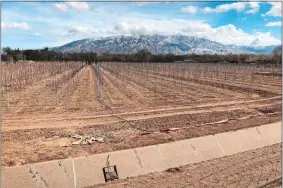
(53, 34, 277, 55)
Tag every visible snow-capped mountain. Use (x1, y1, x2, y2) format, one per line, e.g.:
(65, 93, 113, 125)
(53, 34, 276, 55)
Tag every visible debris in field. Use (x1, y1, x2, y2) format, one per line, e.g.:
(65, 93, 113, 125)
(160, 128, 181, 133)
(81, 140, 88, 145)
(71, 134, 82, 139)
(17, 159, 26, 165)
(87, 137, 96, 144)
(140, 132, 152, 136)
(72, 139, 82, 145)
(96, 137, 105, 143)
(202, 118, 229, 125)
(59, 142, 71, 147)
(239, 115, 252, 120)
(140, 113, 264, 136)
(166, 167, 182, 173)
(70, 133, 106, 145)
(266, 111, 281, 116)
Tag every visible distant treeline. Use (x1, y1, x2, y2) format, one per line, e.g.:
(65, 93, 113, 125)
(1, 47, 98, 64)
(1, 46, 282, 64)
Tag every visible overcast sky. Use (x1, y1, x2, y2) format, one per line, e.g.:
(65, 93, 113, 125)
(1, 1, 282, 49)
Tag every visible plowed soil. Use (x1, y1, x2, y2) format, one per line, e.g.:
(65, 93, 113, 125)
(1, 63, 282, 166)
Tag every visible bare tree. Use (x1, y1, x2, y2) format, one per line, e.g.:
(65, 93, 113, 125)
(272, 45, 282, 64)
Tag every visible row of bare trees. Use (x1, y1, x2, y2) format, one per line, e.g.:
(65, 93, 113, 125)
(1, 47, 98, 64)
(1, 46, 282, 64)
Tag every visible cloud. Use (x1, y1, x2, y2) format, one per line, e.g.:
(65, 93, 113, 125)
(249, 32, 280, 46)
(262, 2, 281, 17)
(183, 2, 260, 14)
(202, 2, 246, 13)
(89, 6, 102, 12)
(246, 2, 260, 14)
(68, 26, 90, 35)
(114, 22, 129, 32)
(54, 2, 89, 12)
(110, 19, 281, 46)
(63, 18, 280, 47)
(33, 32, 43, 36)
(209, 24, 280, 46)
(1, 22, 30, 30)
(67, 26, 107, 36)
(265, 21, 282, 27)
(134, 2, 159, 6)
(66, 2, 89, 11)
(133, 0, 169, 6)
(181, 5, 198, 14)
(3, 2, 280, 48)
(54, 3, 69, 12)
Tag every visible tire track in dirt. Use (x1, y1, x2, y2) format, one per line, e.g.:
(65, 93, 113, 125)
(155, 72, 282, 95)
(202, 76, 282, 94)
(100, 69, 147, 108)
(99, 68, 137, 107)
(147, 69, 256, 100)
(102, 67, 171, 106)
(135, 70, 249, 104)
(147, 71, 256, 100)
(101, 67, 156, 96)
(66, 65, 107, 114)
(2, 96, 281, 131)
(3, 95, 280, 122)
(104, 67, 201, 105)
(122, 66, 251, 101)
(54, 66, 86, 110)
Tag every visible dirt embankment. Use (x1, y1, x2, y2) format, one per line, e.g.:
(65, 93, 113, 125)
(87, 143, 282, 188)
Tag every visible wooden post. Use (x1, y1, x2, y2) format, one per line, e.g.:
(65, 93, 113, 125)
(5, 63, 10, 112)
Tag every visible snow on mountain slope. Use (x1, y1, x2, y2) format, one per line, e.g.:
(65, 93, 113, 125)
(53, 34, 275, 55)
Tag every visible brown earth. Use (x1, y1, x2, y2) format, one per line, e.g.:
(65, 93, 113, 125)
(1, 63, 282, 166)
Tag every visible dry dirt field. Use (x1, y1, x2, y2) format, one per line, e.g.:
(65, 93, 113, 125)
(1, 62, 282, 167)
